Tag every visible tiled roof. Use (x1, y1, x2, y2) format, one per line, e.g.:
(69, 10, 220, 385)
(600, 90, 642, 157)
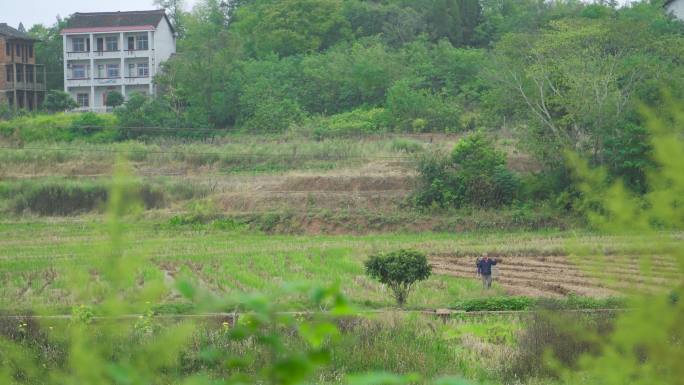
(0, 23, 37, 40)
(64, 10, 171, 32)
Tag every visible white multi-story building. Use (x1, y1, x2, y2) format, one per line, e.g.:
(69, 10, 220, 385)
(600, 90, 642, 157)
(61, 10, 176, 112)
(666, 0, 684, 20)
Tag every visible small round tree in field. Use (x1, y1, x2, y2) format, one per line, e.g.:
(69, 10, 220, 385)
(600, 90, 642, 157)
(364, 249, 432, 307)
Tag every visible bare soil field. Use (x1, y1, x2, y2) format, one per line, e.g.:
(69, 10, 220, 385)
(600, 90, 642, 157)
(213, 165, 414, 213)
(430, 254, 680, 298)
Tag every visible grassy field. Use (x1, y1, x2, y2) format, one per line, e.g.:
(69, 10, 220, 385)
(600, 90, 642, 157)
(0, 217, 633, 384)
(0, 129, 678, 385)
(1, 218, 677, 313)
(0, 134, 433, 175)
(1, 308, 528, 384)
(0, 132, 562, 234)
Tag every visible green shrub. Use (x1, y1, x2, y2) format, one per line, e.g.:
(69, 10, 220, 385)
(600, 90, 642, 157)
(451, 296, 625, 312)
(165, 215, 207, 229)
(8, 181, 108, 216)
(0, 103, 13, 121)
(384, 80, 462, 132)
(163, 216, 247, 232)
(105, 91, 125, 108)
(491, 165, 520, 205)
(390, 138, 424, 153)
(115, 93, 199, 137)
(0, 113, 118, 142)
(450, 132, 519, 206)
(539, 295, 626, 310)
(70, 112, 108, 136)
(453, 297, 534, 312)
(413, 132, 520, 208)
(413, 150, 459, 208)
(139, 184, 167, 209)
(43, 90, 78, 113)
(1, 179, 169, 216)
(602, 122, 652, 193)
(240, 97, 304, 132)
(212, 218, 247, 231)
(301, 108, 387, 139)
(0, 113, 73, 142)
(365, 249, 432, 307)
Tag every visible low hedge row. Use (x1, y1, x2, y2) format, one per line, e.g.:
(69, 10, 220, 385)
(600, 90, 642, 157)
(452, 295, 626, 312)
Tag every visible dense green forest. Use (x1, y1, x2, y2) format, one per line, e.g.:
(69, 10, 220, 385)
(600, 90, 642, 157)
(7, 0, 684, 209)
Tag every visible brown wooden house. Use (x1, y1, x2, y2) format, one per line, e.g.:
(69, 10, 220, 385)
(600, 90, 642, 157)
(0, 23, 46, 111)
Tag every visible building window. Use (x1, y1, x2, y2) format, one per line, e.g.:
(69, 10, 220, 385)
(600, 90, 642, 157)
(136, 35, 149, 50)
(97, 64, 105, 78)
(72, 64, 86, 79)
(16, 65, 23, 82)
(72, 37, 85, 52)
(77, 93, 89, 108)
(5, 43, 9, 56)
(106, 36, 118, 51)
(28, 45, 33, 58)
(137, 63, 149, 77)
(106, 63, 120, 78)
(127, 36, 135, 51)
(5, 65, 12, 82)
(128, 63, 135, 77)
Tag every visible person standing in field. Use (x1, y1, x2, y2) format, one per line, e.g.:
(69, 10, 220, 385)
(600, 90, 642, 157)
(476, 253, 498, 290)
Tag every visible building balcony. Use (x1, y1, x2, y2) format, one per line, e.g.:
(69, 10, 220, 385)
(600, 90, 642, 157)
(70, 106, 113, 114)
(66, 77, 123, 87)
(66, 51, 91, 60)
(124, 48, 153, 58)
(65, 49, 155, 61)
(123, 76, 151, 85)
(24, 82, 46, 91)
(5, 81, 46, 92)
(92, 50, 124, 59)
(66, 77, 93, 87)
(66, 76, 148, 87)
(93, 77, 122, 86)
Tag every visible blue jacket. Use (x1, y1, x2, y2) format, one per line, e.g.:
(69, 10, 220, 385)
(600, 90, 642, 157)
(476, 258, 497, 275)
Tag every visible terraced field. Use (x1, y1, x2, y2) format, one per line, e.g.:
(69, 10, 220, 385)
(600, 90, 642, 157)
(0, 133, 535, 218)
(1, 134, 681, 309)
(1, 220, 680, 312)
(431, 253, 680, 297)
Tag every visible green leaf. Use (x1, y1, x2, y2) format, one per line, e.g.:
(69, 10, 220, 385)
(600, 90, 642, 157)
(176, 280, 196, 299)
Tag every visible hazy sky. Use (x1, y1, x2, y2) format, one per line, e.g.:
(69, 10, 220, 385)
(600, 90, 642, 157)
(3, 0, 199, 29)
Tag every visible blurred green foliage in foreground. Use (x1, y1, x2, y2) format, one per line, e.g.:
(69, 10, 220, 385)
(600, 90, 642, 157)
(559, 98, 684, 385)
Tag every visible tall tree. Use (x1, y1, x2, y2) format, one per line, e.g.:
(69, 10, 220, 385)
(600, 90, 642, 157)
(400, 0, 482, 46)
(154, 0, 186, 37)
(231, 0, 352, 58)
(29, 18, 67, 91)
(156, 0, 238, 127)
(486, 3, 684, 187)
